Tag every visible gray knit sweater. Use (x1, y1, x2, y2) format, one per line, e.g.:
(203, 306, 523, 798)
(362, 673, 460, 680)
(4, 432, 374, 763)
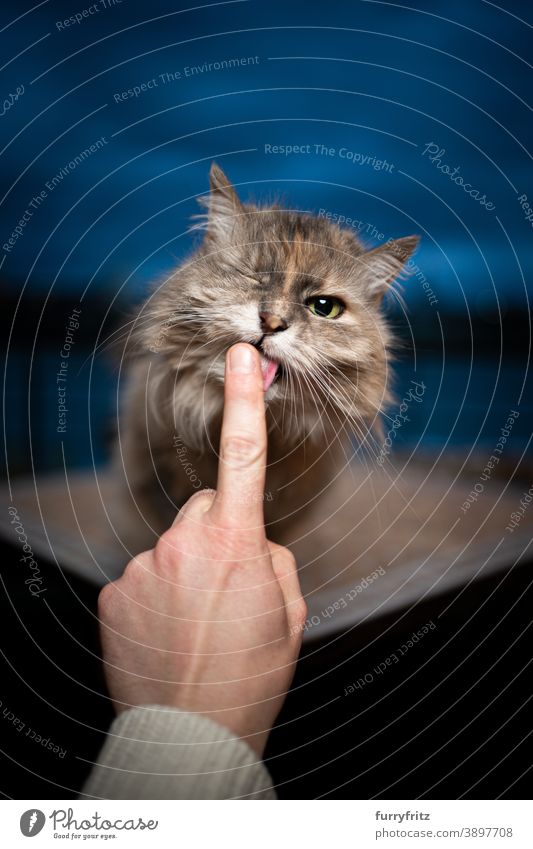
(81, 706, 276, 800)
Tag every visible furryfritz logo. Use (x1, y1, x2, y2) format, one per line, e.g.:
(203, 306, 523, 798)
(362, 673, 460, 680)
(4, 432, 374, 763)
(20, 809, 46, 836)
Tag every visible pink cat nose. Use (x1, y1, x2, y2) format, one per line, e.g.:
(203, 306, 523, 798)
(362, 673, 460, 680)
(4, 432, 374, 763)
(260, 312, 288, 333)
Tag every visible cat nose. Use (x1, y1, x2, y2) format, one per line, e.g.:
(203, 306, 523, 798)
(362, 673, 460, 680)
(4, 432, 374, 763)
(259, 312, 288, 333)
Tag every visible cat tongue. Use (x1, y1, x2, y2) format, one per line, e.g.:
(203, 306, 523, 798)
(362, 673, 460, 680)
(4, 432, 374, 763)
(260, 356, 280, 392)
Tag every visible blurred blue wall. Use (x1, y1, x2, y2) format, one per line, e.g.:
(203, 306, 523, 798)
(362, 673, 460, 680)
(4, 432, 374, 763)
(1, 0, 531, 307)
(1, 0, 531, 471)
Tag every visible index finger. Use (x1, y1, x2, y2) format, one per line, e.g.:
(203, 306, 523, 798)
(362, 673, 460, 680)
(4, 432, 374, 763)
(208, 344, 267, 532)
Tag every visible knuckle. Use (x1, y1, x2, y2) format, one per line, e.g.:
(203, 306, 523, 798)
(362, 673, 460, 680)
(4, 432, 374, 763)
(154, 529, 188, 574)
(293, 597, 308, 626)
(120, 551, 152, 587)
(155, 528, 181, 560)
(98, 581, 118, 618)
(281, 549, 298, 572)
(222, 435, 264, 468)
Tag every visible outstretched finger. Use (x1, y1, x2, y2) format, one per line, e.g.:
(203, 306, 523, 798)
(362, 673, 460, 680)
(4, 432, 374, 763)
(209, 344, 267, 534)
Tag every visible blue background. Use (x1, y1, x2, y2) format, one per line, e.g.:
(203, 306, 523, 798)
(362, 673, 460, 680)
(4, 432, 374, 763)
(1, 0, 531, 472)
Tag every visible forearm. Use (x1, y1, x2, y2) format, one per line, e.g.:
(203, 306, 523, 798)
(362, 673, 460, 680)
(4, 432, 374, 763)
(80, 705, 277, 800)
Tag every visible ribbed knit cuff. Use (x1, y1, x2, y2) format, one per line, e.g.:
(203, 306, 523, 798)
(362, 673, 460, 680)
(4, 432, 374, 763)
(80, 705, 277, 800)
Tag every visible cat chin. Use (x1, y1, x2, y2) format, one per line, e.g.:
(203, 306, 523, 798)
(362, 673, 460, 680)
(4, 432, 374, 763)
(264, 381, 284, 402)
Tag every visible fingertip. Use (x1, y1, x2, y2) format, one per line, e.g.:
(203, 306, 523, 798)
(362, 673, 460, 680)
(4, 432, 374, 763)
(226, 343, 261, 377)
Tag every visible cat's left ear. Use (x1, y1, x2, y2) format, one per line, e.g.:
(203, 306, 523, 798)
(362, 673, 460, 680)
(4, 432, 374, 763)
(200, 163, 243, 241)
(360, 236, 419, 302)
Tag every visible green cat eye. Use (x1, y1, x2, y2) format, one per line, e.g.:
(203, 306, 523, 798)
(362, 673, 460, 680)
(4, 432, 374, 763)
(305, 296, 344, 319)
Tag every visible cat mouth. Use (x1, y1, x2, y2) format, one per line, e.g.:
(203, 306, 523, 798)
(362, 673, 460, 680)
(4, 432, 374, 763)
(259, 355, 281, 392)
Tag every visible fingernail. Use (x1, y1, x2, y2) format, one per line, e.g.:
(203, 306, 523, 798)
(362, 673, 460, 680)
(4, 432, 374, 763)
(229, 345, 255, 373)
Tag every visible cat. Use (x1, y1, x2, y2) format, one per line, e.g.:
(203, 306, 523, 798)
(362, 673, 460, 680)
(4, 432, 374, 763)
(115, 163, 418, 546)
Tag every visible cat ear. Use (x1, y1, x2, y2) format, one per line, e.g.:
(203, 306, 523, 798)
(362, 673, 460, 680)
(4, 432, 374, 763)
(200, 163, 243, 241)
(361, 236, 419, 302)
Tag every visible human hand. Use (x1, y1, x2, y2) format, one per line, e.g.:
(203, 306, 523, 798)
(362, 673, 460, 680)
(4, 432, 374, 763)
(98, 343, 307, 756)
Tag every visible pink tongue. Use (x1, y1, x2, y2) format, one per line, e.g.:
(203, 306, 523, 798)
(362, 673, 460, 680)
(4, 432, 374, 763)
(260, 356, 279, 392)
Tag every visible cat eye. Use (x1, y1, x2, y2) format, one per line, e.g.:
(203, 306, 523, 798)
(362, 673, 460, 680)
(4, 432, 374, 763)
(305, 296, 345, 319)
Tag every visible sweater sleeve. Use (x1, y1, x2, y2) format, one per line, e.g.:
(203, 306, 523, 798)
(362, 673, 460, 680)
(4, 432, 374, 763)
(80, 705, 277, 800)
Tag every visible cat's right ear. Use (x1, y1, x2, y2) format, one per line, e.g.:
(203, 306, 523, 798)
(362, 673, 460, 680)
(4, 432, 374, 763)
(198, 163, 243, 241)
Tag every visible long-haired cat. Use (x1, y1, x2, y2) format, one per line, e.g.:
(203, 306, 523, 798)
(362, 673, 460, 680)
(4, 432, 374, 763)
(115, 164, 418, 547)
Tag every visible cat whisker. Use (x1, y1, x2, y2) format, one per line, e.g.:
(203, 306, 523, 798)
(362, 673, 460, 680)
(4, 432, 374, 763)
(306, 359, 425, 524)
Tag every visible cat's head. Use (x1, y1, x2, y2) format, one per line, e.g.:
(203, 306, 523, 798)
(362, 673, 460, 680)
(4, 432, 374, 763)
(141, 164, 418, 446)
